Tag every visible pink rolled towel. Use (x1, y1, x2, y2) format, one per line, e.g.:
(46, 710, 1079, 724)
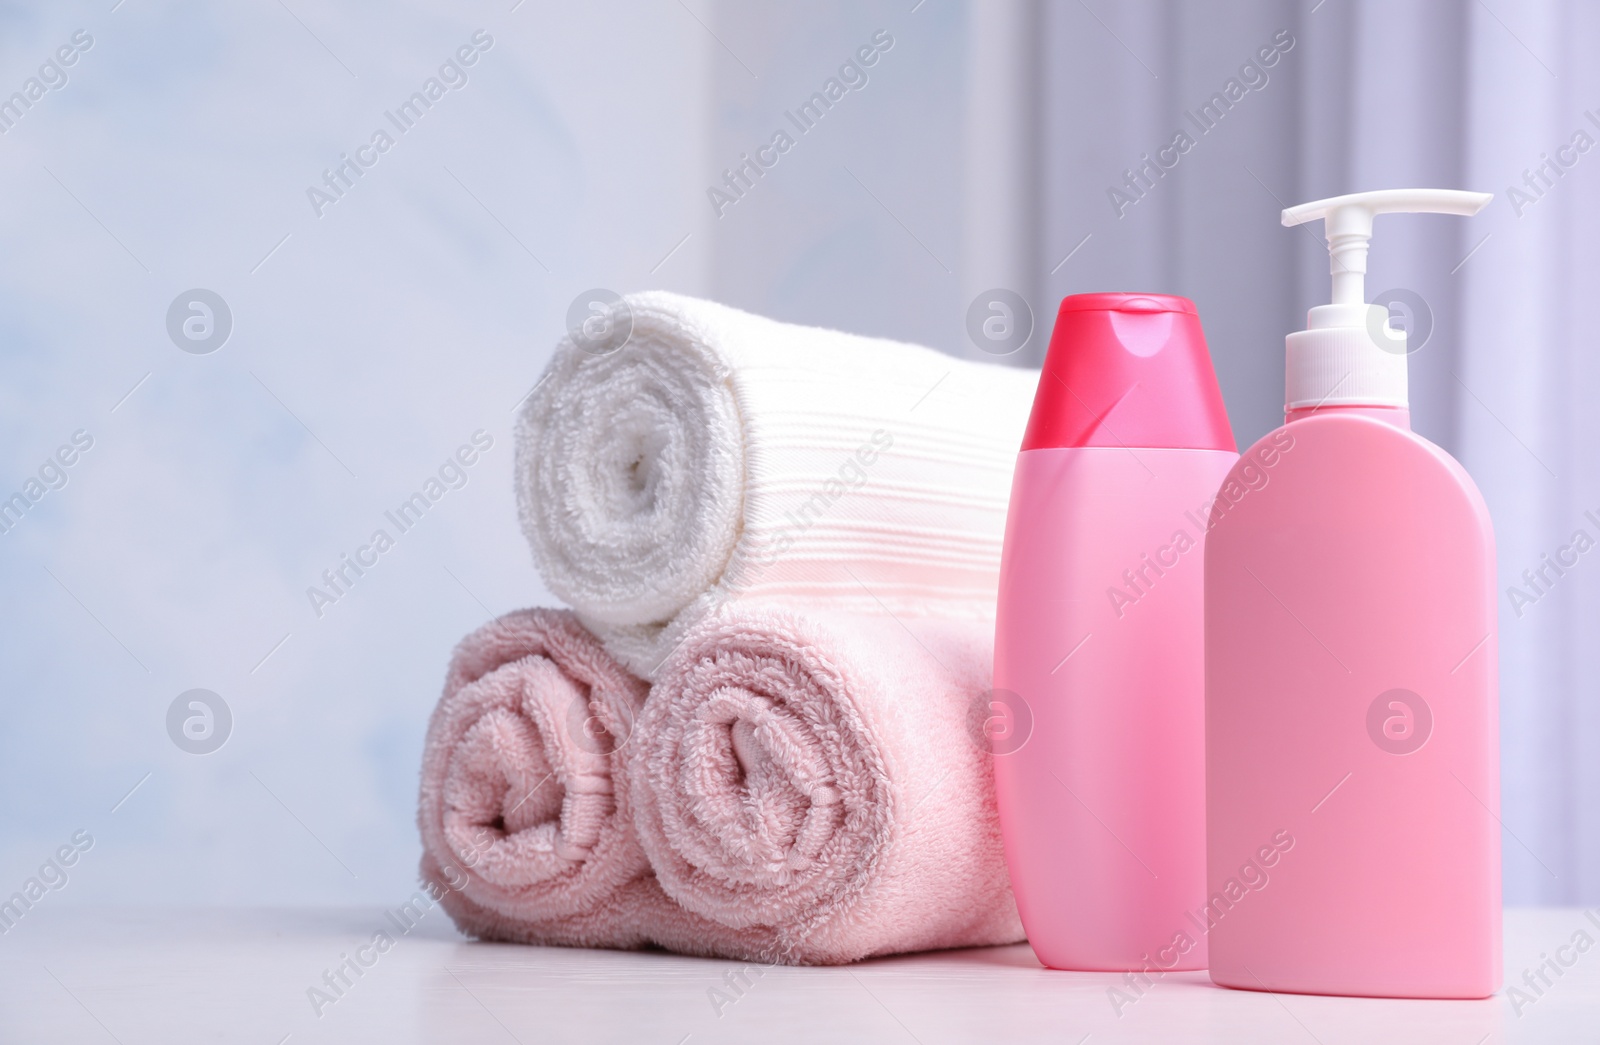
(629, 608, 1025, 964)
(417, 608, 759, 957)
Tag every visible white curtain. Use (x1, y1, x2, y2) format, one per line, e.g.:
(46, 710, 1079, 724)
(1027, 0, 1597, 904)
(703, 0, 1596, 904)
(1461, 0, 1600, 905)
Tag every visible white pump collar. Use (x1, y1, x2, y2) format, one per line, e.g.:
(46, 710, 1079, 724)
(1280, 189, 1492, 410)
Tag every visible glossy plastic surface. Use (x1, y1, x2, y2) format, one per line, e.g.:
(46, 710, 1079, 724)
(994, 445, 1238, 971)
(1204, 411, 1501, 998)
(1021, 294, 1234, 453)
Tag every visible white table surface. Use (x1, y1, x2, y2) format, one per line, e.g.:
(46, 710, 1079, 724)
(1, 907, 1595, 1043)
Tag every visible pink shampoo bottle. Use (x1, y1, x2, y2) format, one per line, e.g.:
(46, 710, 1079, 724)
(1205, 190, 1501, 998)
(993, 293, 1236, 971)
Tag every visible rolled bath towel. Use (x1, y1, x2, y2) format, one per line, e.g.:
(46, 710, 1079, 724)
(416, 608, 761, 957)
(628, 607, 1025, 964)
(416, 608, 654, 949)
(516, 290, 1036, 676)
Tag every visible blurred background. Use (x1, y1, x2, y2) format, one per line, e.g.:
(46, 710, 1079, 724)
(1, 0, 1594, 914)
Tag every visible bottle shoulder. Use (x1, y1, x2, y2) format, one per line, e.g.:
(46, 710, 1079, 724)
(1215, 414, 1493, 543)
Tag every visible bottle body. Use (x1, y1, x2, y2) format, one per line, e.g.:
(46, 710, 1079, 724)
(1204, 412, 1500, 998)
(994, 444, 1237, 970)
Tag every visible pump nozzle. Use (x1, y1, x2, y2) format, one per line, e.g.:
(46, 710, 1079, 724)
(1283, 189, 1493, 306)
(1279, 188, 1492, 412)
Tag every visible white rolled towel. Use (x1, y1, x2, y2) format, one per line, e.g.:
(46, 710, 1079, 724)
(516, 291, 1037, 676)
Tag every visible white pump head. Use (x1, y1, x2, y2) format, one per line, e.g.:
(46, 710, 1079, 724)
(1280, 188, 1492, 411)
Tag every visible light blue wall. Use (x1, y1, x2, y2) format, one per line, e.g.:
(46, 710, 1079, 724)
(3, 0, 1594, 912)
(0, 0, 983, 910)
(0, 0, 717, 906)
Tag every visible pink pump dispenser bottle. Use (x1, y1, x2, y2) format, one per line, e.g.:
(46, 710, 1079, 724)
(1205, 190, 1501, 999)
(993, 293, 1236, 971)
